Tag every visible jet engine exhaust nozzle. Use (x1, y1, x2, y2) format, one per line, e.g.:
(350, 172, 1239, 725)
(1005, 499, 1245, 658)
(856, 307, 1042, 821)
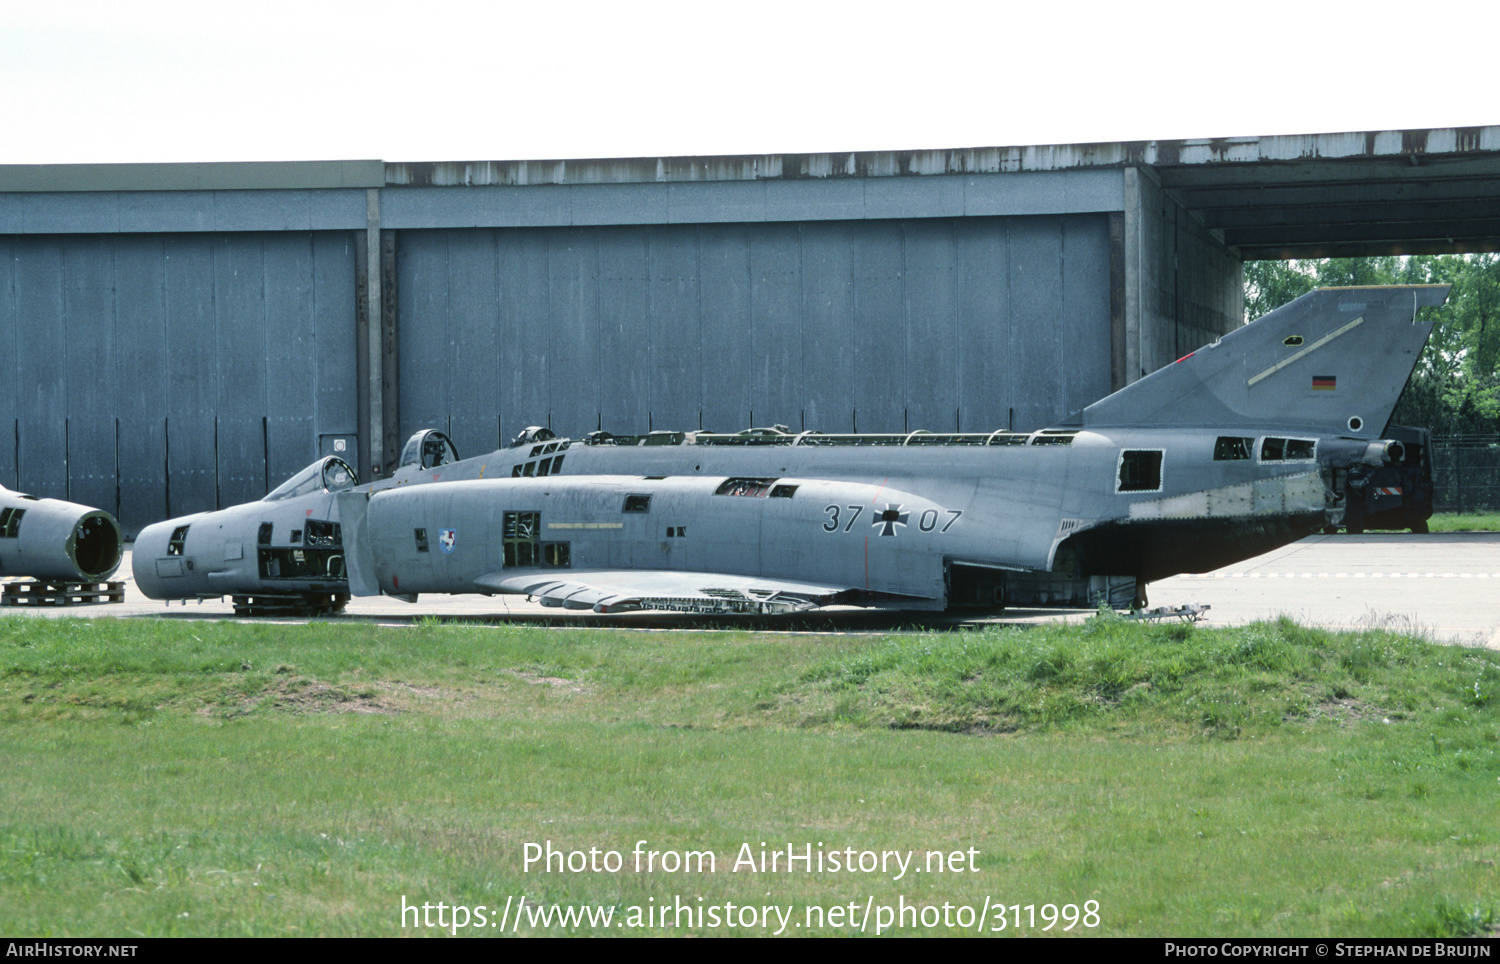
(1362, 440, 1404, 466)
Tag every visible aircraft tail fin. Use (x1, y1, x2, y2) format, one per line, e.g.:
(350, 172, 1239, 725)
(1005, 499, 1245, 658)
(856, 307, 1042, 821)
(1083, 285, 1449, 437)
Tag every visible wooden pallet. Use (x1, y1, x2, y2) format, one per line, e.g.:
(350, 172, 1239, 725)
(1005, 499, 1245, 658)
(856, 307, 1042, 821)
(231, 592, 348, 617)
(1, 580, 126, 606)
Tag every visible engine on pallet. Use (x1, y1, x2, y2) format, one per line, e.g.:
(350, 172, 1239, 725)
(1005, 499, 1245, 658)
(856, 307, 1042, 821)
(0, 485, 124, 606)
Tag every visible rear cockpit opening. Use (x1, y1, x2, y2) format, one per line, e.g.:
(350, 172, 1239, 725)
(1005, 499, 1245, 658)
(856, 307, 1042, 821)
(400, 429, 460, 470)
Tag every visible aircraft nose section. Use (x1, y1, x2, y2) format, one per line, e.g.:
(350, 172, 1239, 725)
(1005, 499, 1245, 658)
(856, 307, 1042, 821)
(132, 517, 189, 599)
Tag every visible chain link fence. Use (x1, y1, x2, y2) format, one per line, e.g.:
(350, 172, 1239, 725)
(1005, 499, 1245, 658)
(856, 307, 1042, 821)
(1430, 436, 1500, 512)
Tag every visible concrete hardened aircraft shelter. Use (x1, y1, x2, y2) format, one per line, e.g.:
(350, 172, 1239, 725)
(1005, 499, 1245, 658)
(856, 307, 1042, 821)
(1, 127, 1496, 536)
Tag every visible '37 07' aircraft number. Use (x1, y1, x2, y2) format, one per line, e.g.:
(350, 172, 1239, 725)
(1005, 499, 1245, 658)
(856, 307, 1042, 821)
(821, 505, 962, 534)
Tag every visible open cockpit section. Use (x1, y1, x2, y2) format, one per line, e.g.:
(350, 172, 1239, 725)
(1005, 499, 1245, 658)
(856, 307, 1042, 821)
(262, 456, 358, 502)
(399, 429, 460, 470)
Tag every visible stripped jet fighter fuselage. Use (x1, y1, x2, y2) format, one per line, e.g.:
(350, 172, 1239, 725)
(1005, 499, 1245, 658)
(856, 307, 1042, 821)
(0, 484, 123, 583)
(133, 285, 1447, 615)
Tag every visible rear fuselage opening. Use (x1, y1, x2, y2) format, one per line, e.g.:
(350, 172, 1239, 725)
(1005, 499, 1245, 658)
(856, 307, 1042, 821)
(72, 512, 122, 580)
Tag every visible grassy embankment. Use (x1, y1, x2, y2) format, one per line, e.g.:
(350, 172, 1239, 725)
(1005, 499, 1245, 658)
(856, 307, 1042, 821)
(1, 613, 1496, 937)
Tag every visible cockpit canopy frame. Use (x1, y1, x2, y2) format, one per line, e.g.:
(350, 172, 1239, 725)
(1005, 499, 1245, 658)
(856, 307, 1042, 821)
(399, 429, 461, 470)
(263, 456, 359, 502)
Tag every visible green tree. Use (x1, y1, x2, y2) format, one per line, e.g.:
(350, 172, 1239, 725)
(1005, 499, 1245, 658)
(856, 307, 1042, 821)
(1243, 255, 1500, 436)
(1243, 259, 1316, 320)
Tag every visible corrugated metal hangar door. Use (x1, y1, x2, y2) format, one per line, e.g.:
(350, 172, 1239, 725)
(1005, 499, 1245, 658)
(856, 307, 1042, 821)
(394, 214, 1111, 460)
(0, 232, 358, 536)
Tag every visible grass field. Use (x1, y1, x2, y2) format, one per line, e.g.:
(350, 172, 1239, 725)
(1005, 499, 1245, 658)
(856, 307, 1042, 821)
(1, 613, 1497, 937)
(1429, 512, 1500, 532)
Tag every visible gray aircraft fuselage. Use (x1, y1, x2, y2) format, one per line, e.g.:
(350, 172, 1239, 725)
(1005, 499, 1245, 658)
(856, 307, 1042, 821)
(132, 284, 1448, 615)
(348, 426, 1353, 611)
(0, 485, 122, 583)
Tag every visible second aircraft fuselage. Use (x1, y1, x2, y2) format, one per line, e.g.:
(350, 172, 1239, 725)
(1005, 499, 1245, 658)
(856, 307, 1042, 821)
(353, 425, 1348, 605)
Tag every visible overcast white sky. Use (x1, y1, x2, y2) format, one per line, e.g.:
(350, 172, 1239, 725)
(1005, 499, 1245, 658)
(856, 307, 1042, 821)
(1, 0, 1493, 165)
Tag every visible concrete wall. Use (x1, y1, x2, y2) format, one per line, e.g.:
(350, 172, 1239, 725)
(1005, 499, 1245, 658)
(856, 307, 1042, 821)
(1122, 167, 1243, 381)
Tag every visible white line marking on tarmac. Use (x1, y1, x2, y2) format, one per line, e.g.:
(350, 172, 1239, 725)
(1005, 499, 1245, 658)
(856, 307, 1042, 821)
(1178, 572, 1499, 579)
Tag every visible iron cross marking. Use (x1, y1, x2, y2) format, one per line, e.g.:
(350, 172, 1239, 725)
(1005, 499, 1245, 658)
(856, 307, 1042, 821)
(873, 504, 909, 537)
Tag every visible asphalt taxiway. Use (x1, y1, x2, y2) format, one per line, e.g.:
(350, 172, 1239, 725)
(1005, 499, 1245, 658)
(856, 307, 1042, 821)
(3, 533, 1497, 648)
(1151, 532, 1500, 647)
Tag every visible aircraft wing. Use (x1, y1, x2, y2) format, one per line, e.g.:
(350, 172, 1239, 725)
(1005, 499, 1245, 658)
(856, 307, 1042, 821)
(473, 569, 865, 614)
